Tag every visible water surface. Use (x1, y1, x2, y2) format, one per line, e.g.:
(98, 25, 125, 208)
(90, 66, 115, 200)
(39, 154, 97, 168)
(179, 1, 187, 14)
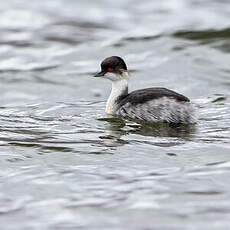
(0, 0, 230, 229)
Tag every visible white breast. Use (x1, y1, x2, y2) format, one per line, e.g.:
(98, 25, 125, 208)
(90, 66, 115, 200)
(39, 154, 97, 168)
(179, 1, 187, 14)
(106, 79, 128, 114)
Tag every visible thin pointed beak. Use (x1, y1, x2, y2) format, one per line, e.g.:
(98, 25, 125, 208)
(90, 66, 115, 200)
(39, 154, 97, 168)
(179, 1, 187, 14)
(94, 71, 106, 78)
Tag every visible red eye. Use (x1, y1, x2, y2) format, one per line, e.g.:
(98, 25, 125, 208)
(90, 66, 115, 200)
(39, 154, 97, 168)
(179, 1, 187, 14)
(108, 67, 112, 71)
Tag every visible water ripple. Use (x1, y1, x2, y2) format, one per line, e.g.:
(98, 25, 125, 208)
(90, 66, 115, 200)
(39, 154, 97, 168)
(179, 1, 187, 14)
(0, 0, 230, 229)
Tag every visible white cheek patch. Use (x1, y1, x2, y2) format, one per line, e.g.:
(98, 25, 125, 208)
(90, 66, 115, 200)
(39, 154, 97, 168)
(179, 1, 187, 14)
(103, 72, 120, 81)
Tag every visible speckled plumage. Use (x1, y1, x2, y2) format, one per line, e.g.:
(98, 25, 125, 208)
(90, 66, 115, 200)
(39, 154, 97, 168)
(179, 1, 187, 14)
(112, 87, 197, 123)
(114, 95, 197, 124)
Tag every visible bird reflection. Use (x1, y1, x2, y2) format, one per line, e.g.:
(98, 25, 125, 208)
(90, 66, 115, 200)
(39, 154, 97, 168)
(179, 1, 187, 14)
(98, 116, 196, 147)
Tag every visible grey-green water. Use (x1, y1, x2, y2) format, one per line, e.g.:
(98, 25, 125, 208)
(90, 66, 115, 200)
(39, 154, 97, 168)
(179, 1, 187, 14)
(0, 0, 230, 229)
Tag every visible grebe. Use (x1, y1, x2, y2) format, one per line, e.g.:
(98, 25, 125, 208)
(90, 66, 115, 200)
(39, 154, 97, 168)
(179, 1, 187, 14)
(94, 56, 197, 124)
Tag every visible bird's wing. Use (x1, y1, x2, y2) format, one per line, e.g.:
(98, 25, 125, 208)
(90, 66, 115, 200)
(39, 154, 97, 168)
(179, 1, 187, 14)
(118, 87, 189, 107)
(114, 88, 191, 123)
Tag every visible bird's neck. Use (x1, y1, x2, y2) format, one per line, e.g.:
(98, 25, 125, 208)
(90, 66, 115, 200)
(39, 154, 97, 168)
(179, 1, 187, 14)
(106, 79, 128, 114)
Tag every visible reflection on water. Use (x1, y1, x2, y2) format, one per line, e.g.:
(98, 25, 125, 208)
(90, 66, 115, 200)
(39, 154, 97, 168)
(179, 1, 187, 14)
(99, 117, 196, 147)
(0, 0, 230, 229)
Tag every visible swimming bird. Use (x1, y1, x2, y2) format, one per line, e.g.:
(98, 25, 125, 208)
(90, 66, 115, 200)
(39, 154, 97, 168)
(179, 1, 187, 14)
(94, 56, 197, 124)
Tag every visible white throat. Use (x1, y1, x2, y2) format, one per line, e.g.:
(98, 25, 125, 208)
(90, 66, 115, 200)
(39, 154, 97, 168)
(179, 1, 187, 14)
(106, 78, 128, 114)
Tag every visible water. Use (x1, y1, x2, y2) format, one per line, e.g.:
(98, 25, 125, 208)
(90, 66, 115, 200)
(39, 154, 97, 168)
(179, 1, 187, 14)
(0, 0, 230, 229)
